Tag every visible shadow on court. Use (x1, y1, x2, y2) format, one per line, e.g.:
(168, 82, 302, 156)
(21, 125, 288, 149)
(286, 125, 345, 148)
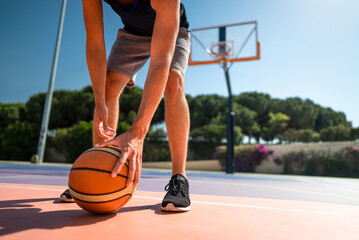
(0, 198, 183, 236)
(118, 203, 188, 215)
(0, 198, 116, 236)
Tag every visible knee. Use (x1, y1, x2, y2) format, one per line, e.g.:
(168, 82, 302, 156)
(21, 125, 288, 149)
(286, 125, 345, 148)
(105, 71, 128, 103)
(164, 68, 186, 105)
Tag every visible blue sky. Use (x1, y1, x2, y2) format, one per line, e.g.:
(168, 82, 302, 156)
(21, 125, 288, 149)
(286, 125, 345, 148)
(1, 0, 359, 127)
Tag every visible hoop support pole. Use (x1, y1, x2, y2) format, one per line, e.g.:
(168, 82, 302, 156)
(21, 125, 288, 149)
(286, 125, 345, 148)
(223, 62, 235, 174)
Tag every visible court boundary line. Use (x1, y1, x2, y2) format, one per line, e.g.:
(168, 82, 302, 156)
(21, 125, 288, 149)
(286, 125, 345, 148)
(3, 172, 358, 201)
(189, 178, 359, 201)
(0, 184, 357, 217)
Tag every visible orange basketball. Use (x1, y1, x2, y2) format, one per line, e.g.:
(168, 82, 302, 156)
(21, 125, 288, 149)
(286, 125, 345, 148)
(68, 147, 135, 214)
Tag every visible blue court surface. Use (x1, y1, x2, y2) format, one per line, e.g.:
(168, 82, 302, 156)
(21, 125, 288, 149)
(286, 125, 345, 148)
(1, 161, 359, 240)
(1, 161, 359, 205)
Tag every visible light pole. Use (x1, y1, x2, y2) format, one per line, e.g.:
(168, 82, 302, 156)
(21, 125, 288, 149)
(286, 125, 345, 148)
(36, 0, 67, 164)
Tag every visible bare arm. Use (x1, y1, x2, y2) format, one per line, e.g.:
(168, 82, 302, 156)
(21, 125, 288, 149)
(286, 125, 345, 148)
(82, 0, 106, 105)
(129, 0, 180, 137)
(96, 0, 180, 186)
(82, 0, 115, 139)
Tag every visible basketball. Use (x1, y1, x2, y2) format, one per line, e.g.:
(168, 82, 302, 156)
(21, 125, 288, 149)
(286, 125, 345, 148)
(68, 147, 135, 214)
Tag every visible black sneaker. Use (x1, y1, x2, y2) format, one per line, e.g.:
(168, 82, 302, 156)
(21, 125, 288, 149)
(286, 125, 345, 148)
(60, 189, 75, 203)
(161, 174, 191, 212)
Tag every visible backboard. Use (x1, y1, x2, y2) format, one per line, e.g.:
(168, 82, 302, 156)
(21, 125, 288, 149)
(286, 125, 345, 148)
(189, 21, 260, 66)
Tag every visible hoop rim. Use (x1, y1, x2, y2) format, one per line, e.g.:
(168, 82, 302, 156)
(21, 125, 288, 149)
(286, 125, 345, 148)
(189, 41, 261, 66)
(210, 41, 234, 62)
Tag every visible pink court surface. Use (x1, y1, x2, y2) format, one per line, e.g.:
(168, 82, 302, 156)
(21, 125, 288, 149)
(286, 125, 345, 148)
(0, 161, 359, 240)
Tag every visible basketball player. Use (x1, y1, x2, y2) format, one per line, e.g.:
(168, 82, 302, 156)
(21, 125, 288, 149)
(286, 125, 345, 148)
(60, 0, 191, 212)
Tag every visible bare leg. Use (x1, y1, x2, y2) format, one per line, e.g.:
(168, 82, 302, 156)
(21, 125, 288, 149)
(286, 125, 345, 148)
(164, 68, 190, 177)
(93, 70, 130, 146)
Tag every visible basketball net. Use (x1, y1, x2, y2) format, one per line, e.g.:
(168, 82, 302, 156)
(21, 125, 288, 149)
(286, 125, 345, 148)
(210, 41, 234, 65)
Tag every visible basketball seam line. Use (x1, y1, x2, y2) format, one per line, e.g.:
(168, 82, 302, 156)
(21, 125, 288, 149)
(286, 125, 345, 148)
(72, 193, 132, 204)
(82, 148, 129, 168)
(70, 167, 128, 179)
(69, 184, 128, 196)
(84, 148, 119, 157)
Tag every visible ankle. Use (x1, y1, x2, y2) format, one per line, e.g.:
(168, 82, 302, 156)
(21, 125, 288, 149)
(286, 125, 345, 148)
(172, 171, 187, 179)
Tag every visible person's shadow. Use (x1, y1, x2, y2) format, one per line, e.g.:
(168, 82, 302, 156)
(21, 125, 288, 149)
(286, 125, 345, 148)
(0, 197, 164, 236)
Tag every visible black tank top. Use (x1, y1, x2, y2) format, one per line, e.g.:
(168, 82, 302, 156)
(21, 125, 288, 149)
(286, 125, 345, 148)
(103, 0, 189, 36)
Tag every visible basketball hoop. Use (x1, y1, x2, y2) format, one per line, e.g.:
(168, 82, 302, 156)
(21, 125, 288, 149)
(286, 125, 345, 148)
(210, 41, 234, 63)
(188, 21, 261, 174)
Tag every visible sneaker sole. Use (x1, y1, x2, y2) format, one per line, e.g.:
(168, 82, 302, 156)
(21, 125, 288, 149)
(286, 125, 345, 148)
(60, 195, 75, 203)
(161, 203, 191, 212)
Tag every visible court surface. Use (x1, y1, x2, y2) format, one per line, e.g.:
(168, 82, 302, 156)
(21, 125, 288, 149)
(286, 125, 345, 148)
(0, 161, 359, 240)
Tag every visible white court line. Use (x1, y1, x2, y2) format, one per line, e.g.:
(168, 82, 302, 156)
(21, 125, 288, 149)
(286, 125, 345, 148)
(0, 175, 64, 179)
(152, 178, 359, 201)
(0, 185, 64, 191)
(299, 178, 359, 194)
(133, 196, 356, 216)
(0, 184, 357, 217)
(261, 185, 359, 201)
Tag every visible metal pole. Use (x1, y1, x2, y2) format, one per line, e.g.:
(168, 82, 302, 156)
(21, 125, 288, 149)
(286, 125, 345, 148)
(36, 0, 67, 164)
(223, 62, 235, 173)
(219, 26, 235, 173)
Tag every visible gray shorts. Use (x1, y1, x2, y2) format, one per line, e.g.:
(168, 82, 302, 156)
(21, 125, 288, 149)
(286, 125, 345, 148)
(107, 27, 191, 87)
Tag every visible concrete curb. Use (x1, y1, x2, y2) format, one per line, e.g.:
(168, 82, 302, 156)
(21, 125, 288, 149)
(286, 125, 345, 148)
(0, 159, 222, 172)
(143, 160, 222, 171)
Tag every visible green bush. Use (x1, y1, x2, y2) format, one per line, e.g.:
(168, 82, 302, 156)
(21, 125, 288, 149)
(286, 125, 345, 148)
(279, 147, 359, 177)
(0, 103, 26, 128)
(341, 146, 359, 175)
(142, 127, 170, 162)
(280, 129, 320, 143)
(24, 89, 95, 129)
(190, 124, 243, 160)
(281, 149, 310, 175)
(143, 141, 170, 162)
(351, 127, 359, 140)
(279, 128, 297, 143)
(295, 129, 320, 143)
(48, 122, 171, 163)
(320, 125, 352, 141)
(49, 121, 93, 163)
(0, 121, 39, 160)
(117, 121, 131, 134)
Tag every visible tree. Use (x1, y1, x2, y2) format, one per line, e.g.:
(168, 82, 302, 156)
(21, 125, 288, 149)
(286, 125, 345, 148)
(24, 88, 95, 129)
(188, 94, 226, 129)
(189, 124, 243, 160)
(351, 127, 359, 140)
(320, 125, 353, 142)
(191, 124, 227, 143)
(295, 129, 320, 143)
(314, 107, 349, 132)
(235, 92, 271, 142)
(0, 121, 39, 160)
(22, 85, 166, 130)
(116, 121, 131, 134)
(119, 86, 165, 125)
(50, 121, 93, 163)
(143, 127, 170, 162)
(272, 97, 318, 130)
(0, 103, 26, 128)
(279, 128, 297, 143)
(232, 104, 260, 143)
(24, 92, 46, 125)
(235, 92, 271, 126)
(263, 112, 290, 142)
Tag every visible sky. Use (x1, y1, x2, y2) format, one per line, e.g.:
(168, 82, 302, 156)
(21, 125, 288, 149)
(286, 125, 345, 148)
(1, 0, 359, 127)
